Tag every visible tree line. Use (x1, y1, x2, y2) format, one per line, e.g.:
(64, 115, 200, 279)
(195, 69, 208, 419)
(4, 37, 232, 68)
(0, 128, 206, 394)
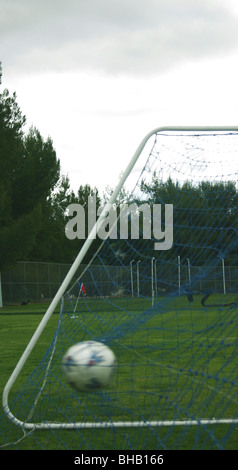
(1, 64, 238, 272)
(0, 64, 103, 270)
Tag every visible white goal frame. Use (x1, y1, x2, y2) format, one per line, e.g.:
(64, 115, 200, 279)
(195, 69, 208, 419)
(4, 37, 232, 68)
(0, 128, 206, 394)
(3, 126, 238, 431)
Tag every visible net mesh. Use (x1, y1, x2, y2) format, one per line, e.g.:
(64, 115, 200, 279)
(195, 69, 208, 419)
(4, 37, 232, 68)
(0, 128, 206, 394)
(1, 129, 238, 450)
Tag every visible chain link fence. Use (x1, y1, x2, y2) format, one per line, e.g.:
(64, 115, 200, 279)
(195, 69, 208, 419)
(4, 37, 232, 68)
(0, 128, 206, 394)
(1, 260, 238, 303)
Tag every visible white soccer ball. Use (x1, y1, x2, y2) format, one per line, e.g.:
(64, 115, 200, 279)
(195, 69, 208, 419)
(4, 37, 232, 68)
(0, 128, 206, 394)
(62, 341, 116, 392)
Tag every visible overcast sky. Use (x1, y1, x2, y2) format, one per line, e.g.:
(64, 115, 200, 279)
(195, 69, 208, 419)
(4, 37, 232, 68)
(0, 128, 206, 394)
(1, 0, 238, 194)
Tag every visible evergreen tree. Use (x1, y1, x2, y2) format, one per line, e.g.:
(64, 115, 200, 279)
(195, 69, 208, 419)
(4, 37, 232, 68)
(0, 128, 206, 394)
(0, 64, 60, 270)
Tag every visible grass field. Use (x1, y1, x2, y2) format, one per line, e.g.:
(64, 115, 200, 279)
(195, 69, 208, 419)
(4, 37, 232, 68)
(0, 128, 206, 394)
(0, 294, 238, 450)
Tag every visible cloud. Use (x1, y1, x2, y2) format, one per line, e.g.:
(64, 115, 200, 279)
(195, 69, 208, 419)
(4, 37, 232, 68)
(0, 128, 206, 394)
(2, 0, 238, 77)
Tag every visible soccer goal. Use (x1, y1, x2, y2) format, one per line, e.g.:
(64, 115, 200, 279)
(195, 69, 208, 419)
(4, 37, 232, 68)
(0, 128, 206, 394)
(1, 126, 238, 450)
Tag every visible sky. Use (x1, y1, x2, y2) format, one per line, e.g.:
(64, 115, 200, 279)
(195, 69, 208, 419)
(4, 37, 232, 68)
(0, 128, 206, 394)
(1, 0, 238, 195)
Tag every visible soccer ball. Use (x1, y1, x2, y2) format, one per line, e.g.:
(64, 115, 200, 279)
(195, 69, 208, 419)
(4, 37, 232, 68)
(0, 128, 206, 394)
(62, 341, 116, 392)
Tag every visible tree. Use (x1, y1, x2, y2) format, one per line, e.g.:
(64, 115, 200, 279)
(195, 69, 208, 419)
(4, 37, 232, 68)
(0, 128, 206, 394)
(140, 175, 238, 264)
(0, 66, 60, 271)
(28, 175, 77, 262)
(11, 126, 60, 218)
(63, 183, 102, 264)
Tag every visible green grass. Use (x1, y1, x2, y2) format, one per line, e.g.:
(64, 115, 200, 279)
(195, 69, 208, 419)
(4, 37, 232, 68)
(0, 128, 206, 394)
(0, 295, 238, 450)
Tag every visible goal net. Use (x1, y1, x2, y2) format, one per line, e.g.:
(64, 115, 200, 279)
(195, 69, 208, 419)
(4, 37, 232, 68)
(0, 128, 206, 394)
(1, 127, 238, 450)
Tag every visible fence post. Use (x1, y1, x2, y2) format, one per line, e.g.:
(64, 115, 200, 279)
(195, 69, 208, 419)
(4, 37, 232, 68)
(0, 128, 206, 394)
(221, 258, 226, 294)
(178, 256, 181, 295)
(0, 272, 2, 308)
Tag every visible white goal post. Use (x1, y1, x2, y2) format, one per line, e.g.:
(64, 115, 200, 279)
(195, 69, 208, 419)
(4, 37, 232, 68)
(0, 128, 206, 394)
(3, 126, 238, 431)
